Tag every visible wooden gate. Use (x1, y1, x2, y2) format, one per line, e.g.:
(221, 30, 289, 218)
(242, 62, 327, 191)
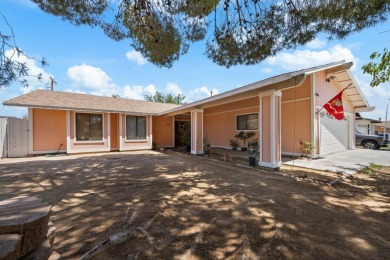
(0, 117, 28, 158)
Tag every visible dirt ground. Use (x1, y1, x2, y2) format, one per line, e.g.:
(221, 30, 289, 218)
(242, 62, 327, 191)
(0, 150, 389, 259)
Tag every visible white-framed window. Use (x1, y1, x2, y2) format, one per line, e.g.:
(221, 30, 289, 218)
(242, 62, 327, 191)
(126, 115, 147, 140)
(237, 113, 258, 130)
(75, 113, 103, 141)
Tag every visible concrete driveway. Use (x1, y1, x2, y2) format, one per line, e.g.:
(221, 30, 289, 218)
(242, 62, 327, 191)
(283, 148, 390, 174)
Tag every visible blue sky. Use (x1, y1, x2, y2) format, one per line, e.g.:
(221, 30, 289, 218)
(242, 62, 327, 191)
(1, 0, 390, 121)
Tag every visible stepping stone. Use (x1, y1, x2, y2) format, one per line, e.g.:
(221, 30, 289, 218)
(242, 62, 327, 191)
(0, 196, 52, 257)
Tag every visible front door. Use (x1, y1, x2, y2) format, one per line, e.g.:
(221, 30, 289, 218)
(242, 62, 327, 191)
(110, 113, 119, 150)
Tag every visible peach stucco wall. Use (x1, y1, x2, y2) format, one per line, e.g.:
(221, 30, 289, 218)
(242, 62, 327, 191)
(33, 109, 67, 151)
(69, 111, 109, 151)
(314, 71, 353, 113)
(197, 112, 203, 150)
(152, 115, 174, 147)
(282, 76, 311, 102)
(281, 77, 312, 154)
(203, 97, 259, 148)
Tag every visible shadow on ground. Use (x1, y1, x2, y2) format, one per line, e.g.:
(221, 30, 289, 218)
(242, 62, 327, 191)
(0, 151, 388, 259)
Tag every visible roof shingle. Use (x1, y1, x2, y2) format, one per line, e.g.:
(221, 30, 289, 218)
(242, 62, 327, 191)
(3, 90, 180, 115)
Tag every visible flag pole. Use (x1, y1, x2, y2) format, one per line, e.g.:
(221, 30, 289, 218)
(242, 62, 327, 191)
(315, 83, 352, 115)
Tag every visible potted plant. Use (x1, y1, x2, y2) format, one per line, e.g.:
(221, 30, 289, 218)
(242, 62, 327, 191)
(230, 139, 239, 150)
(180, 121, 191, 153)
(203, 136, 211, 156)
(300, 141, 316, 159)
(235, 131, 255, 151)
(247, 138, 259, 166)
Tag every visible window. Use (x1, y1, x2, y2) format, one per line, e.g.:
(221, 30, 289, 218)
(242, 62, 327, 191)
(76, 113, 103, 141)
(126, 116, 146, 140)
(237, 113, 258, 130)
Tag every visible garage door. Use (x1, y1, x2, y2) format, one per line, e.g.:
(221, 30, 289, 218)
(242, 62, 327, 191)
(320, 112, 349, 155)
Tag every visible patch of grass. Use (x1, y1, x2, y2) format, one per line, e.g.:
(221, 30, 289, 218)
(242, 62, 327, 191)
(360, 167, 374, 175)
(360, 163, 384, 175)
(369, 163, 382, 170)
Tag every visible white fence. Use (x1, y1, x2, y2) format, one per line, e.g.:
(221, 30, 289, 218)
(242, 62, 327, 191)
(0, 117, 28, 158)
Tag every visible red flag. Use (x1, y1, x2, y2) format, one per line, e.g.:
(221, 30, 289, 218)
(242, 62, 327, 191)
(323, 89, 346, 120)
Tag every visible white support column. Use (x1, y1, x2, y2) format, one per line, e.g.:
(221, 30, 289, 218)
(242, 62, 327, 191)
(311, 74, 318, 158)
(107, 113, 111, 151)
(149, 115, 153, 149)
(28, 108, 33, 155)
(191, 109, 204, 155)
(258, 89, 283, 169)
(66, 110, 71, 154)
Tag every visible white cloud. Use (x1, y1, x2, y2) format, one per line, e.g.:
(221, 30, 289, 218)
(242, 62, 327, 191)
(261, 67, 273, 74)
(165, 82, 183, 95)
(5, 48, 53, 92)
(122, 84, 157, 99)
(67, 64, 117, 92)
(267, 44, 358, 71)
(144, 84, 157, 95)
(20, 85, 35, 94)
(187, 86, 219, 102)
(126, 50, 147, 65)
(306, 38, 327, 49)
(64, 89, 87, 94)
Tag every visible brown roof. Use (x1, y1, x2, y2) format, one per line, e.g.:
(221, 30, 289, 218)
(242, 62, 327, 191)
(3, 90, 180, 115)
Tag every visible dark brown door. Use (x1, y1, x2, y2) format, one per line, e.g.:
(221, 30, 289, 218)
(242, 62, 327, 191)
(110, 114, 119, 150)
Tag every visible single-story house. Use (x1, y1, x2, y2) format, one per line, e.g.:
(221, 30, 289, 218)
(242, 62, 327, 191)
(374, 121, 390, 134)
(3, 61, 373, 168)
(355, 113, 382, 135)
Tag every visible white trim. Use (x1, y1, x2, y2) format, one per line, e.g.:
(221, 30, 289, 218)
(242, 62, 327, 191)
(73, 111, 105, 143)
(204, 105, 259, 117)
(161, 62, 348, 116)
(348, 114, 355, 149)
(258, 161, 282, 168)
(124, 114, 148, 142)
(346, 70, 370, 108)
(282, 151, 303, 156)
(66, 110, 70, 153)
(190, 110, 204, 154)
(28, 108, 33, 155)
(31, 150, 67, 155)
(235, 112, 259, 131)
(211, 145, 235, 150)
(107, 113, 111, 150)
(117, 146, 152, 151)
(124, 139, 148, 143)
(201, 111, 204, 151)
(119, 113, 123, 151)
(72, 141, 105, 144)
(279, 95, 282, 162)
(259, 96, 263, 162)
(259, 89, 277, 98)
(281, 97, 311, 104)
(311, 74, 317, 158)
(191, 111, 197, 154)
(68, 148, 110, 154)
(270, 92, 275, 163)
(149, 116, 153, 149)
